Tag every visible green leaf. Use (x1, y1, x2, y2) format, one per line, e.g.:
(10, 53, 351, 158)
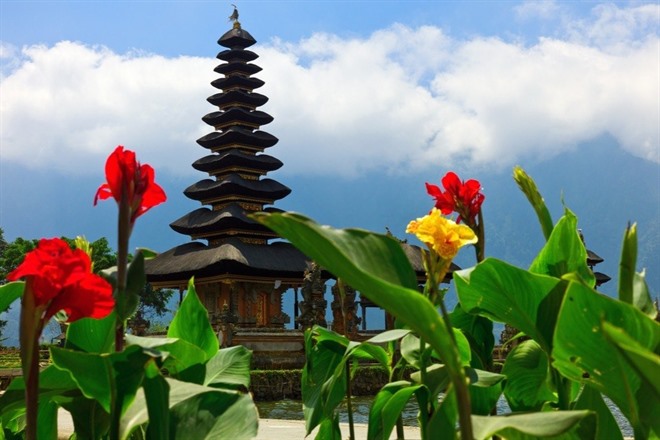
(254, 212, 467, 407)
(618, 223, 637, 304)
(410, 364, 449, 397)
(471, 411, 596, 440)
(36, 399, 58, 440)
(168, 278, 219, 361)
(122, 250, 146, 320)
(455, 258, 566, 353)
(0, 365, 78, 416)
(450, 304, 494, 369)
(502, 340, 556, 412)
(632, 270, 657, 319)
(125, 335, 207, 383)
(65, 311, 116, 353)
(573, 386, 623, 440)
(464, 368, 506, 415)
(513, 166, 553, 241)
(0, 282, 23, 313)
(121, 378, 257, 440)
(50, 345, 158, 415)
(601, 321, 660, 400)
(143, 361, 169, 440)
(315, 414, 341, 440)
(529, 209, 595, 287)
(301, 330, 347, 435)
(59, 397, 110, 439)
(428, 386, 458, 440)
(364, 329, 411, 344)
(204, 345, 252, 390)
(367, 381, 425, 440)
(553, 281, 660, 433)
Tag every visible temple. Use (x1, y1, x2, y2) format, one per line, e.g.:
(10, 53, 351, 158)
(144, 12, 441, 366)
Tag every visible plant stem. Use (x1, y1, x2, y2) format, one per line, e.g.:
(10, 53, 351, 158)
(115, 196, 131, 352)
(19, 281, 42, 440)
(345, 361, 355, 440)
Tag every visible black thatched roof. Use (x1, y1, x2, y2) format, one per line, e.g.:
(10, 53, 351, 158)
(145, 237, 455, 288)
(218, 27, 256, 49)
(145, 238, 310, 284)
(193, 150, 282, 174)
(207, 90, 269, 108)
(216, 49, 258, 62)
(184, 175, 291, 203)
(214, 62, 262, 76)
(170, 204, 282, 237)
(587, 249, 604, 266)
(211, 76, 265, 92)
(202, 108, 273, 128)
(196, 127, 277, 150)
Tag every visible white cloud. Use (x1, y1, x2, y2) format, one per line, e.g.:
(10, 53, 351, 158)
(514, 0, 560, 20)
(0, 3, 657, 178)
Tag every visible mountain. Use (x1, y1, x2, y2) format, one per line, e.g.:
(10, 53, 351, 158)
(1, 136, 658, 346)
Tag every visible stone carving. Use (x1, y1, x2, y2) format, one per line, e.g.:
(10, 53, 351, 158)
(217, 302, 238, 348)
(296, 262, 327, 330)
(331, 281, 361, 338)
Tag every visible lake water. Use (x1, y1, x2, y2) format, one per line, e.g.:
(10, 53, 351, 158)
(256, 395, 633, 437)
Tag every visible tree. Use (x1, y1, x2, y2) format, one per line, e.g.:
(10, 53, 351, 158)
(0, 232, 173, 324)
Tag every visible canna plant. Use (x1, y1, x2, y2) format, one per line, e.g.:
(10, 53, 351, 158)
(254, 167, 659, 439)
(0, 145, 258, 439)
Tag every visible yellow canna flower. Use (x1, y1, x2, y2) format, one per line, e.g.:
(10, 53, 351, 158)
(406, 208, 478, 259)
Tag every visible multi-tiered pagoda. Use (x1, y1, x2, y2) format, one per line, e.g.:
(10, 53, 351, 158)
(145, 18, 309, 331)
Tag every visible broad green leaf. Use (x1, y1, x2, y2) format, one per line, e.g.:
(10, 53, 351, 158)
(142, 360, 169, 440)
(122, 250, 146, 320)
(513, 166, 553, 241)
(204, 345, 252, 389)
(50, 348, 114, 412)
(168, 278, 219, 361)
(553, 281, 660, 432)
(51, 345, 157, 415)
(121, 378, 257, 440)
(315, 414, 341, 440)
(410, 364, 449, 397)
(464, 368, 506, 415)
(302, 330, 346, 435)
(59, 396, 110, 439)
(455, 258, 566, 353)
(365, 329, 411, 344)
(529, 209, 595, 287)
(601, 321, 660, 400)
(450, 304, 494, 369)
(502, 340, 556, 412)
(0, 365, 77, 416)
(65, 311, 116, 353)
(367, 381, 426, 440)
(471, 410, 596, 440)
(632, 269, 657, 319)
(428, 386, 458, 440)
(573, 386, 623, 440)
(125, 335, 207, 383)
(254, 213, 467, 404)
(0, 281, 23, 313)
(618, 223, 637, 304)
(36, 399, 58, 440)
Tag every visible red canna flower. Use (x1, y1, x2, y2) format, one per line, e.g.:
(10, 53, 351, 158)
(426, 171, 484, 225)
(94, 146, 166, 226)
(7, 238, 114, 322)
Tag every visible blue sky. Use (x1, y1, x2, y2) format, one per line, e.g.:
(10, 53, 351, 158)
(0, 0, 657, 262)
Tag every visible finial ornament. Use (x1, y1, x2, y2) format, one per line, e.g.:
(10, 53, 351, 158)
(229, 4, 240, 27)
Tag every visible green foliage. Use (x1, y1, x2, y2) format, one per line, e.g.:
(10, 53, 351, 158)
(255, 166, 659, 439)
(0, 277, 258, 439)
